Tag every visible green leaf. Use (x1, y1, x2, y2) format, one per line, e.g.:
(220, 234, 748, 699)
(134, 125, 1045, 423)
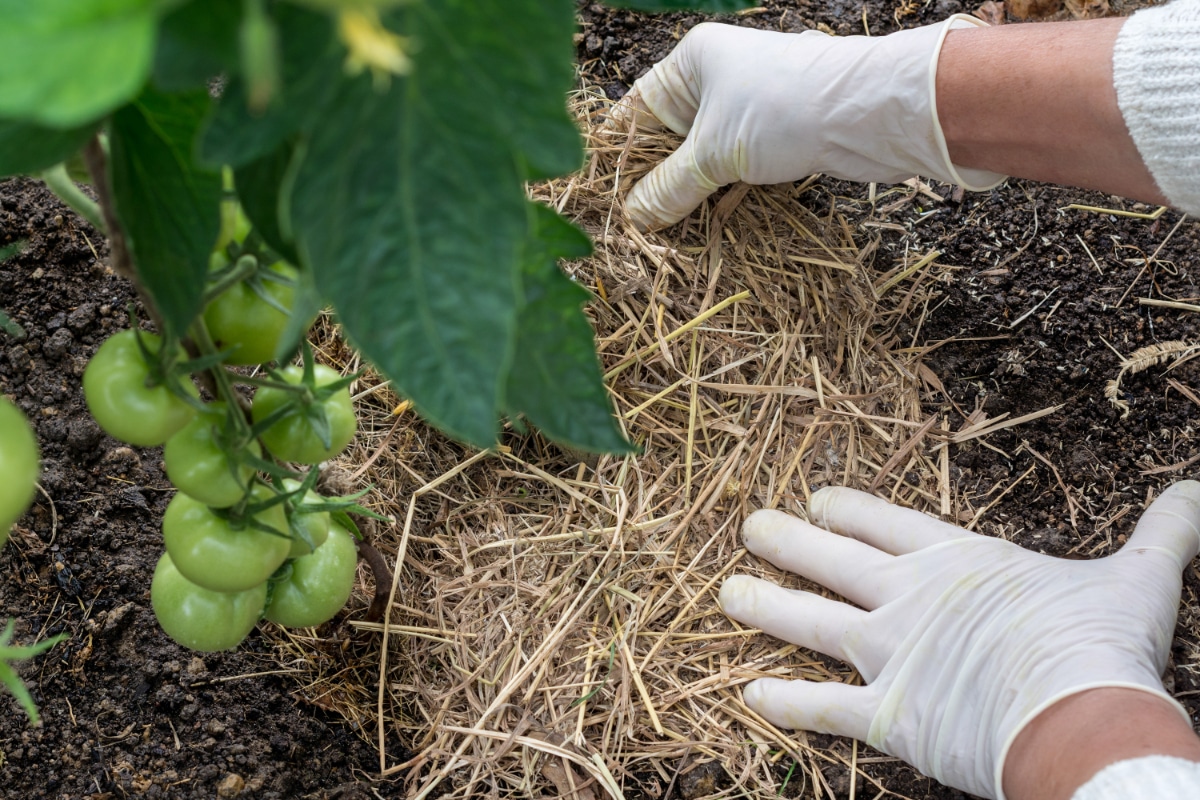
(0, 622, 67, 725)
(304, 403, 333, 450)
(153, 0, 242, 91)
(0, 241, 25, 263)
(109, 86, 223, 338)
(527, 204, 595, 263)
(256, 0, 623, 451)
(0, 310, 24, 340)
(0, 662, 38, 725)
(0, 0, 159, 127)
(506, 205, 633, 453)
(200, 6, 339, 168)
(293, 0, 585, 447)
(0, 120, 99, 178)
(274, 267, 323, 364)
(234, 140, 303, 265)
(0, 239, 27, 336)
(429, 0, 582, 180)
(329, 510, 362, 540)
(603, 0, 756, 9)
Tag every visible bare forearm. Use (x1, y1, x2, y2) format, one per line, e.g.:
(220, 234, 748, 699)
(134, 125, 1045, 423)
(1003, 688, 1200, 800)
(936, 19, 1166, 205)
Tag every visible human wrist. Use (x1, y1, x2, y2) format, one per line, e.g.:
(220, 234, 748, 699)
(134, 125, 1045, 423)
(935, 19, 1165, 204)
(1002, 687, 1200, 800)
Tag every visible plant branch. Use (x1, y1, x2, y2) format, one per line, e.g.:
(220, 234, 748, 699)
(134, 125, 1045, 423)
(80, 136, 170, 336)
(38, 164, 106, 234)
(355, 518, 392, 624)
(203, 255, 259, 304)
(230, 374, 307, 392)
(81, 138, 132, 281)
(187, 321, 254, 419)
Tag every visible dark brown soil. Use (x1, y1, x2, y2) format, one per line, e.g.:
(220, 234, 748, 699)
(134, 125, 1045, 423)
(578, 3, 1200, 798)
(0, 177, 390, 799)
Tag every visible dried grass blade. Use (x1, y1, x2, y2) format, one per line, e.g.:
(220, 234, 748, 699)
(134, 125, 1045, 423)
(951, 404, 1064, 444)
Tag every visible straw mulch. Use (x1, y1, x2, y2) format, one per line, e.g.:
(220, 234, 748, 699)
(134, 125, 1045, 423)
(292, 90, 969, 799)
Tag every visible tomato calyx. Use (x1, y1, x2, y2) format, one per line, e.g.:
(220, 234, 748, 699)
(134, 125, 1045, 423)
(271, 473, 382, 554)
(203, 253, 260, 306)
(244, 264, 295, 317)
(207, 484, 291, 540)
(249, 352, 361, 453)
(204, 252, 297, 313)
(122, 322, 200, 406)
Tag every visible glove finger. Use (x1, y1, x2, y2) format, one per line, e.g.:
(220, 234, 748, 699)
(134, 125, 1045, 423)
(621, 34, 704, 136)
(809, 486, 972, 555)
(742, 509, 895, 609)
(1121, 479, 1200, 567)
(625, 136, 723, 231)
(604, 87, 669, 134)
(720, 575, 868, 666)
(743, 677, 873, 742)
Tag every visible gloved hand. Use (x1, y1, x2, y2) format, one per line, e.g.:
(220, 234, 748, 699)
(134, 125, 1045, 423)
(720, 482, 1200, 800)
(611, 17, 1006, 230)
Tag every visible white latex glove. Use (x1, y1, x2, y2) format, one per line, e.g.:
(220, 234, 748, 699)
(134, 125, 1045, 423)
(720, 482, 1200, 800)
(612, 17, 1006, 230)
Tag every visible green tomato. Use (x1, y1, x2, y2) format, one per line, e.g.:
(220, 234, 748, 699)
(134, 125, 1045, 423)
(162, 484, 291, 593)
(265, 521, 357, 628)
(203, 261, 298, 366)
(83, 330, 199, 447)
(251, 364, 356, 464)
(281, 478, 330, 558)
(164, 404, 262, 509)
(151, 552, 266, 652)
(0, 397, 39, 543)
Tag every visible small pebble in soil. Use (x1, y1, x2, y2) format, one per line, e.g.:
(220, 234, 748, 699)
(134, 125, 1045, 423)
(217, 772, 245, 797)
(41, 327, 73, 359)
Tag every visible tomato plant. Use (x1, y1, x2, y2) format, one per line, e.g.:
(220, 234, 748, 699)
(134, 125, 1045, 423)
(0, 0, 741, 661)
(252, 363, 356, 464)
(151, 553, 268, 652)
(162, 484, 291, 593)
(0, 0, 715, 454)
(266, 520, 358, 628)
(163, 403, 261, 509)
(0, 397, 38, 543)
(83, 329, 199, 447)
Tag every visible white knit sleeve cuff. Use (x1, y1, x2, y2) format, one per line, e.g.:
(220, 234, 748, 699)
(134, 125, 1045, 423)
(1112, 0, 1200, 215)
(1071, 755, 1200, 800)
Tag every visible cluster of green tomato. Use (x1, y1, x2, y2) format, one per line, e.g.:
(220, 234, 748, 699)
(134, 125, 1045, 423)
(81, 204, 364, 653)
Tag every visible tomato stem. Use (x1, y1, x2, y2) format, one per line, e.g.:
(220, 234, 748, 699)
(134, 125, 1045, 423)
(232, 374, 308, 393)
(202, 253, 259, 305)
(38, 163, 106, 234)
(187, 319, 255, 426)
